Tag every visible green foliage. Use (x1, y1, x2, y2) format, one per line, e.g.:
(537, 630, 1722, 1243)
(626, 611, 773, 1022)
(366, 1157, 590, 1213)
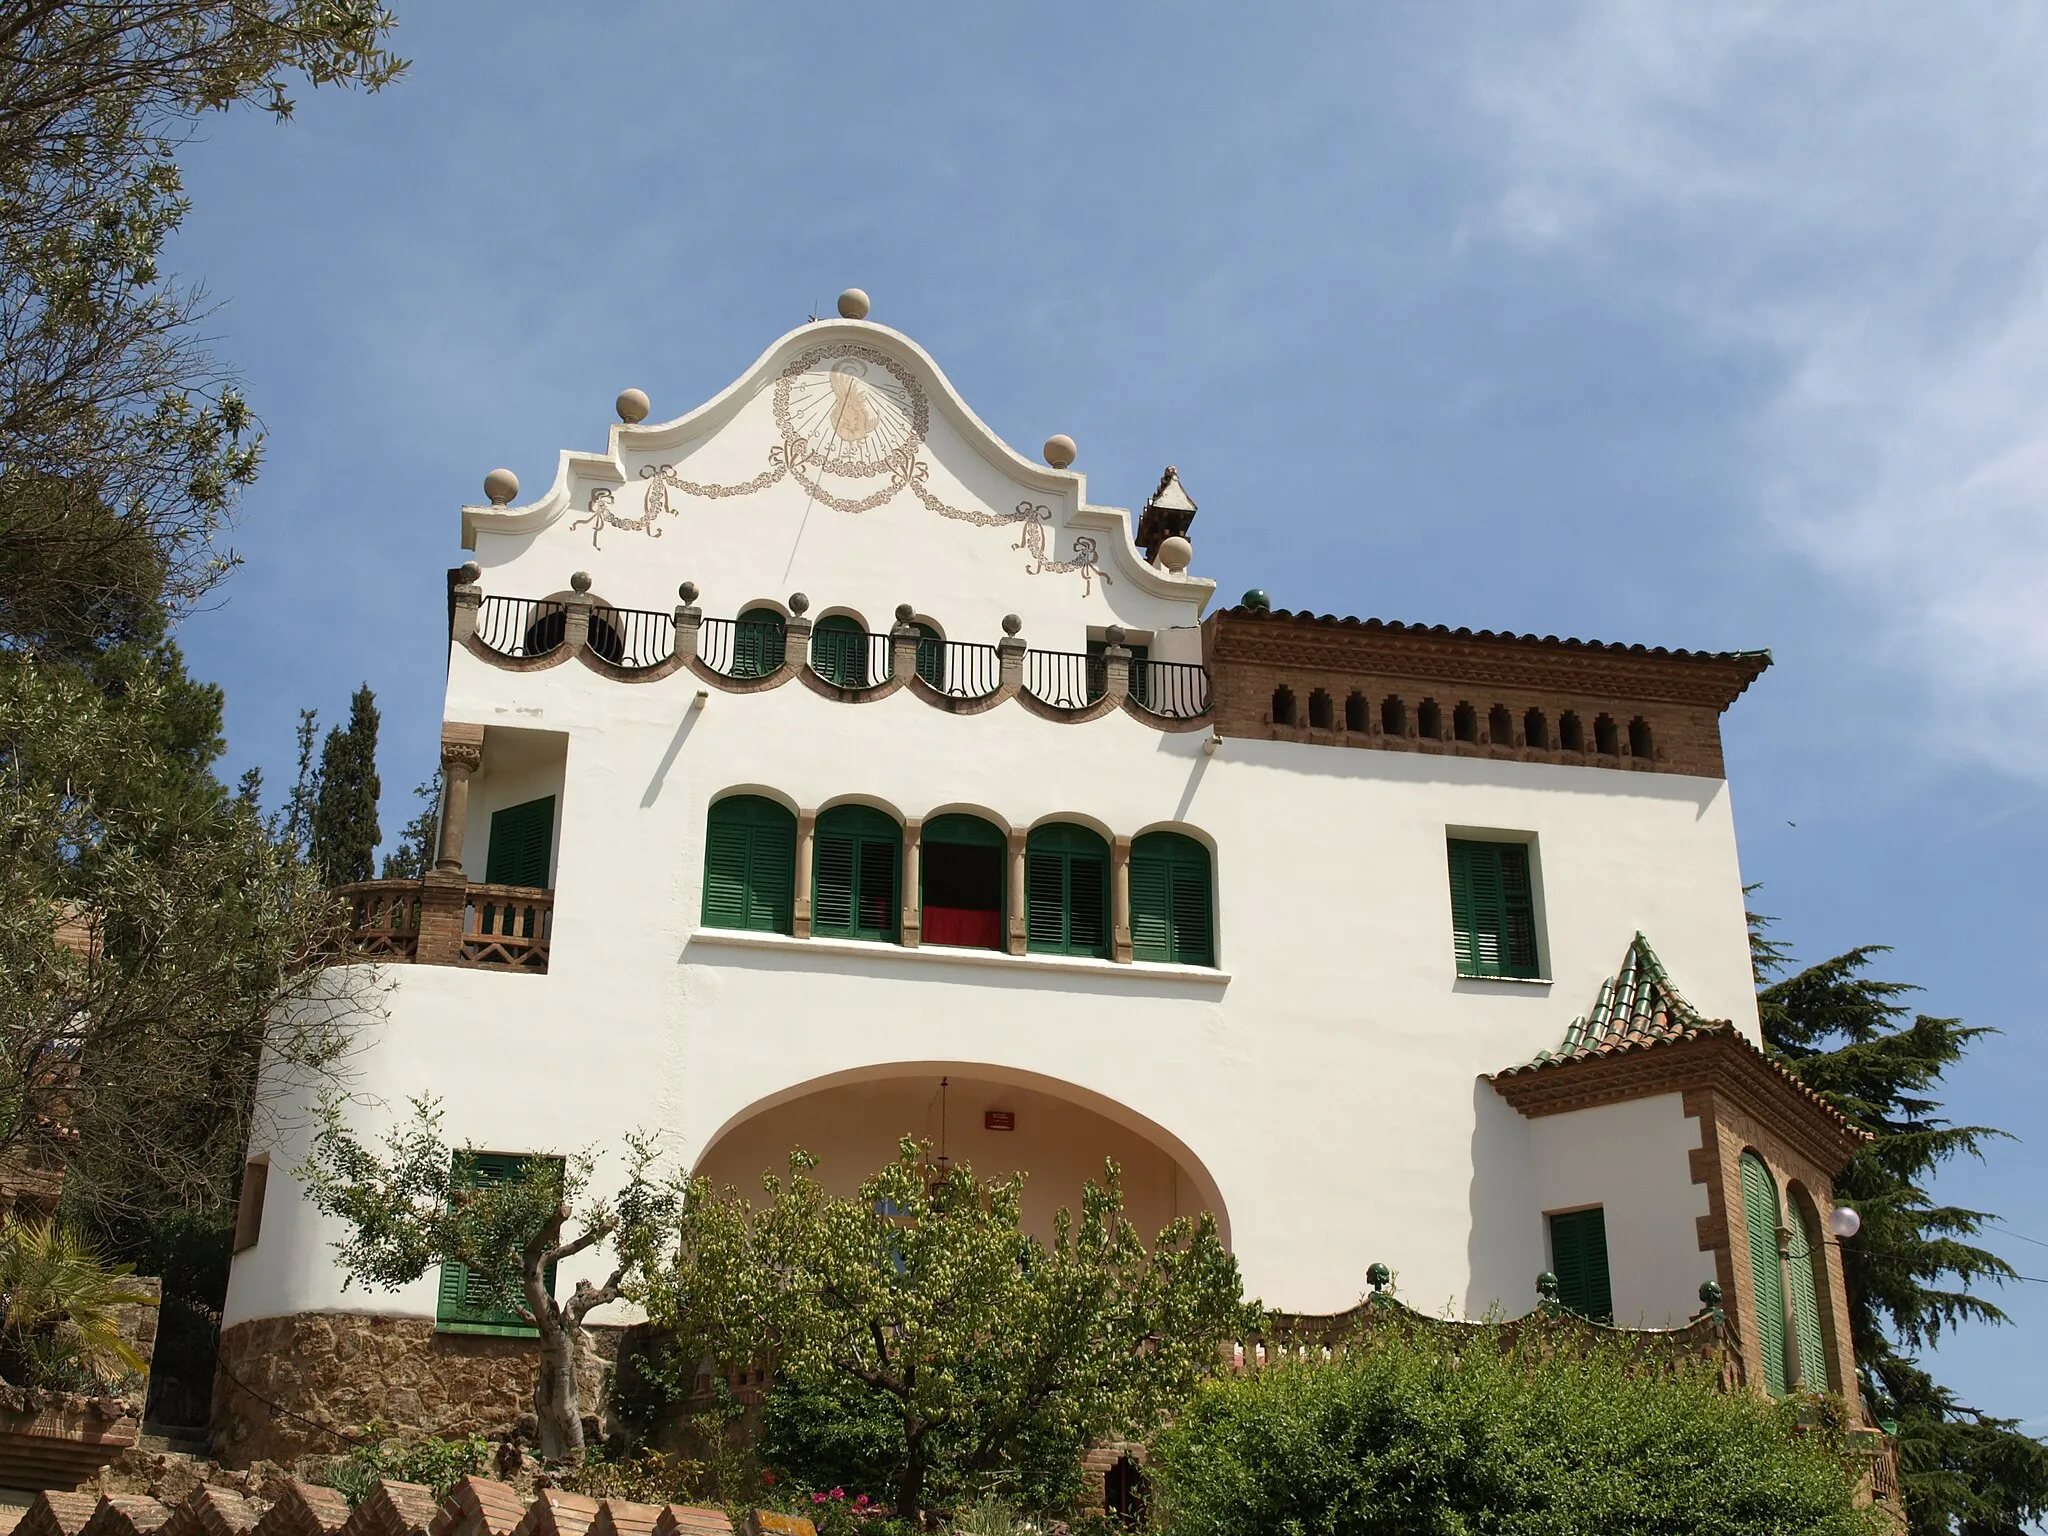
(760, 1369, 907, 1507)
(1151, 1325, 1875, 1536)
(320, 1425, 490, 1508)
(0, 1217, 156, 1390)
(642, 1138, 1260, 1524)
(310, 684, 381, 886)
(1753, 912, 2048, 1535)
(381, 774, 440, 879)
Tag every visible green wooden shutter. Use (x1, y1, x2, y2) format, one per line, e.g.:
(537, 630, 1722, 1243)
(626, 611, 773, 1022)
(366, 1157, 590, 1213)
(1084, 640, 1150, 706)
(1026, 824, 1109, 957)
(1447, 839, 1539, 978)
(812, 805, 899, 942)
(702, 796, 796, 933)
(811, 615, 868, 688)
(1786, 1200, 1829, 1390)
(1741, 1152, 1790, 1395)
(734, 608, 787, 679)
(1130, 831, 1214, 966)
(436, 1152, 559, 1336)
(485, 796, 555, 888)
(914, 624, 944, 688)
(1548, 1208, 1613, 1322)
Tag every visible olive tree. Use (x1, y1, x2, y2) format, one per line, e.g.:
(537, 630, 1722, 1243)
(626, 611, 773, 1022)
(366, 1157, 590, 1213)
(299, 1096, 684, 1465)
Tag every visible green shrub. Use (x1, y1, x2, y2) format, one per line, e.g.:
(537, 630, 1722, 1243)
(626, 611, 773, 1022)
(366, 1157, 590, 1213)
(321, 1425, 490, 1507)
(0, 1218, 155, 1392)
(1151, 1324, 1876, 1536)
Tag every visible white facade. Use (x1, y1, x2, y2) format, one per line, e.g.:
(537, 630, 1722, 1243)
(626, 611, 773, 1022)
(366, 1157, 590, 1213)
(225, 314, 1764, 1341)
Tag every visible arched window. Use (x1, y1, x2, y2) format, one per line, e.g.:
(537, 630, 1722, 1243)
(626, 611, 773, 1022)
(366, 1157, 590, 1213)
(733, 607, 787, 679)
(1524, 708, 1550, 750)
(921, 813, 1005, 950)
(1740, 1151, 1790, 1396)
(1308, 689, 1333, 729)
(1785, 1192, 1830, 1390)
(1418, 698, 1443, 739)
(1559, 710, 1585, 752)
(1271, 685, 1297, 727)
(1629, 716, 1655, 758)
(1026, 823, 1109, 958)
(811, 614, 871, 688)
(702, 796, 796, 934)
(1129, 831, 1215, 967)
(1489, 705, 1514, 745)
(1453, 701, 1478, 743)
(813, 804, 900, 941)
(522, 608, 566, 657)
(1595, 713, 1620, 755)
(914, 623, 944, 688)
(1344, 691, 1368, 732)
(1381, 696, 1406, 736)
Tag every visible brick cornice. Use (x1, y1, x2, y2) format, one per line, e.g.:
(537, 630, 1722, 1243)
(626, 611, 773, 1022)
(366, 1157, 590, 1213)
(1209, 610, 1769, 711)
(1489, 1031, 1865, 1174)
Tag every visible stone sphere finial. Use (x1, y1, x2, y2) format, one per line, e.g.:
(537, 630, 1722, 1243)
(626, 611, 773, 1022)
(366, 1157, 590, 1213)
(678, 581, 699, 604)
(1241, 587, 1271, 612)
(1042, 434, 1077, 469)
(1156, 535, 1193, 573)
(837, 288, 870, 320)
(570, 571, 592, 594)
(788, 592, 811, 616)
(1536, 1271, 1560, 1301)
(1001, 613, 1022, 637)
(1698, 1279, 1723, 1307)
(1106, 625, 1126, 647)
(457, 561, 481, 585)
(895, 603, 915, 624)
(616, 388, 650, 424)
(483, 467, 519, 506)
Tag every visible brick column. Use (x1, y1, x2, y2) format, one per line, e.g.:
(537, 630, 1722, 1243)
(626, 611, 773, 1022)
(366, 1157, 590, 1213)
(997, 615, 1026, 694)
(785, 593, 813, 678)
(1111, 834, 1133, 963)
(1006, 827, 1029, 956)
(793, 808, 817, 939)
(674, 582, 702, 664)
(450, 562, 482, 645)
(434, 724, 485, 875)
(1101, 627, 1132, 707)
(417, 873, 467, 966)
(901, 818, 922, 948)
(890, 605, 921, 688)
(564, 572, 593, 651)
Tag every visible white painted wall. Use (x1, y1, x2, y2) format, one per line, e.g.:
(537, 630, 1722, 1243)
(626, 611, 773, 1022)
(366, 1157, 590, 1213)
(223, 319, 1760, 1337)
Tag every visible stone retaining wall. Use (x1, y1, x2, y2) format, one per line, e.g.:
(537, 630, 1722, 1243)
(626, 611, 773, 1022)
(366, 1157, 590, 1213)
(211, 1314, 617, 1468)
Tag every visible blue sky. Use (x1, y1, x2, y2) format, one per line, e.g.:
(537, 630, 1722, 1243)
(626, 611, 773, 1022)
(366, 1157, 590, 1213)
(163, 3, 2046, 1427)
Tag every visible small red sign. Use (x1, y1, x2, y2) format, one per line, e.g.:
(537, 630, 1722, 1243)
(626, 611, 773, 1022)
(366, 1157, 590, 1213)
(984, 1110, 1016, 1132)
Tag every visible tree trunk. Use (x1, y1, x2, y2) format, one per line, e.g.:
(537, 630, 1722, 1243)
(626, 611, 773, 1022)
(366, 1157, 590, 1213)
(532, 1310, 585, 1465)
(896, 1431, 927, 1526)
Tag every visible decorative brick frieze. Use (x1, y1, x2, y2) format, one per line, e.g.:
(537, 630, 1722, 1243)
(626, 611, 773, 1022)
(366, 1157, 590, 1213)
(1204, 608, 1769, 778)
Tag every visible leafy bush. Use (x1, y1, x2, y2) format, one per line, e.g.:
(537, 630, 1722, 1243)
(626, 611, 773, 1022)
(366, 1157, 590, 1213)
(1151, 1323, 1877, 1536)
(321, 1426, 490, 1507)
(0, 1218, 154, 1391)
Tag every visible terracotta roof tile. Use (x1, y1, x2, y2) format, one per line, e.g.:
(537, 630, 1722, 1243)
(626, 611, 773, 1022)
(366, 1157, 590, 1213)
(16, 1492, 100, 1536)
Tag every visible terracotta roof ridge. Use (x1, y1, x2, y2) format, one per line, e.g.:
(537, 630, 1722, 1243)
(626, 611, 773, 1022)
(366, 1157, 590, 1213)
(1221, 605, 1772, 668)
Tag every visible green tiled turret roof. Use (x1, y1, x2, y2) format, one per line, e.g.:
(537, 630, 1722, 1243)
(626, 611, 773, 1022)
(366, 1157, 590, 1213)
(1515, 933, 1731, 1071)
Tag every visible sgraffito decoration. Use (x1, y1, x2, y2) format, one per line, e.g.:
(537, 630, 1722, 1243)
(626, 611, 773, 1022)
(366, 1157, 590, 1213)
(583, 344, 1105, 588)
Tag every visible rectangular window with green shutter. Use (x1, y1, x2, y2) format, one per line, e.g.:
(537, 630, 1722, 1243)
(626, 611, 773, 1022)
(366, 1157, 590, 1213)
(436, 1152, 560, 1337)
(1447, 837, 1541, 978)
(485, 796, 555, 889)
(1547, 1206, 1613, 1322)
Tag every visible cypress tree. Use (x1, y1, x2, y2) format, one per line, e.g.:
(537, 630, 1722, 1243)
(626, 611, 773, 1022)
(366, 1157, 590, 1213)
(309, 684, 381, 886)
(1754, 914, 2048, 1534)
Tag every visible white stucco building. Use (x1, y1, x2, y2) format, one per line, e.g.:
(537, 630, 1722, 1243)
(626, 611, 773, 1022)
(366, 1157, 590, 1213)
(215, 296, 1869, 1461)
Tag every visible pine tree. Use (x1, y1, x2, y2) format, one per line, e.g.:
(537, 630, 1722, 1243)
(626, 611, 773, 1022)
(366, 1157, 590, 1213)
(309, 684, 381, 886)
(1753, 913, 2048, 1535)
(379, 773, 441, 879)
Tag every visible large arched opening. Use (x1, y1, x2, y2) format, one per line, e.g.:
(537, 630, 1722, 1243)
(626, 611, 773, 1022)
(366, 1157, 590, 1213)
(694, 1062, 1231, 1249)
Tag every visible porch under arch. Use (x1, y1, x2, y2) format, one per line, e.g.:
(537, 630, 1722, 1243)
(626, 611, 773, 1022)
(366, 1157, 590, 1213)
(692, 1062, 1231, 1249)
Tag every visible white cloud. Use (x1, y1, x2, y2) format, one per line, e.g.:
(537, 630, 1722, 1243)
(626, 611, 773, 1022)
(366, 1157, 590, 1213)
(1459, 1, 2048, 776)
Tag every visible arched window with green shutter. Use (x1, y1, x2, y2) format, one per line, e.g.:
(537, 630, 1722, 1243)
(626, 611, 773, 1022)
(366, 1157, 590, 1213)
(921, 812, 1005, 950)
(485, 796, 555, 888)
(1129, 830, 1214, 966)
(701, 795, 796, 934)
(733, 607, 788, 679)
(811, 614, 871, 688)
(1740, 1151, 1790, 1395)
(813, 804, 901, 942)
(1785, 1192, 1830, 1390)
(1026, 823, 1109, 958)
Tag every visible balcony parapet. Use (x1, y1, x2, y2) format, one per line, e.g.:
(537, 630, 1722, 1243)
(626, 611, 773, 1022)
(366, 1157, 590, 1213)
(337, 877, 553, 974)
